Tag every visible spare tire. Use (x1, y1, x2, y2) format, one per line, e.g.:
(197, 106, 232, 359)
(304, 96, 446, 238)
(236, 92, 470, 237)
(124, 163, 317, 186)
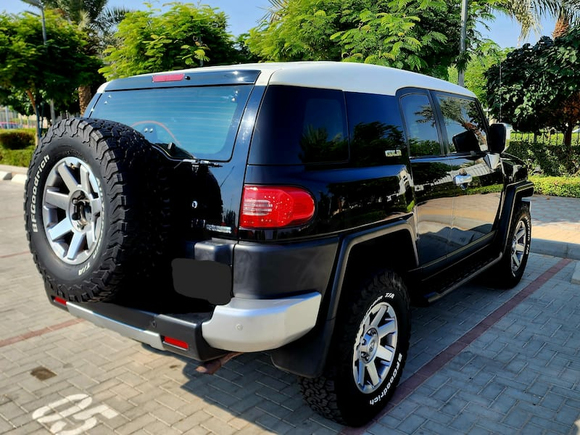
(24, 118, 171, 303)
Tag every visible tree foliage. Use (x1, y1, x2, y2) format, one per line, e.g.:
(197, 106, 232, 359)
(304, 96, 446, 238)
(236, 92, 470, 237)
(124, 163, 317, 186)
(485, 28, 580, 132)
(0, 11, 99, 135)
(42, 0, 132, 113)
(100, 3, 238, 80)
(448, 42, 506, 103)
(485, 27, 580, 171)
(245, 0, 492, 78)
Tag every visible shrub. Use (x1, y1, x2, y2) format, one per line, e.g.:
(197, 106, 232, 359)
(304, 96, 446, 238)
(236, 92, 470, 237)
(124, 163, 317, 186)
(507, 140, 580, 176)
(0, 145, 35, 167)
(530, 175, 580, 198)
(0, 130, 35, 150)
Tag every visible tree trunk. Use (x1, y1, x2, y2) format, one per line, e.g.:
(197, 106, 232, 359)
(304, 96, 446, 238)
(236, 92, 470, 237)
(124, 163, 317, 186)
(78, 85, 93, 115)
(562, 123, 575, 174)
(564, 123, 573, 149)
(25, 89, 41, 145)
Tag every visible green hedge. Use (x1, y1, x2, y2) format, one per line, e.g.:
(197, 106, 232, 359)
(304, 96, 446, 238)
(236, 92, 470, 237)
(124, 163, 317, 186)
(530, 175, 580, 198)
(0, 145, 34, 167)
(0, 130, 35, 150)
(507, 140, 580, 177)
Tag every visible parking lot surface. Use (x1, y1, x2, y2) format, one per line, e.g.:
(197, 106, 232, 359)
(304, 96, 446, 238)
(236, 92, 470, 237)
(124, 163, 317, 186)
(1, 178, 579, 434)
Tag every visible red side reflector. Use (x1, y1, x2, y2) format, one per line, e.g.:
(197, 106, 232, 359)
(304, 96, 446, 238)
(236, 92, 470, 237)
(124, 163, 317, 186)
(240, 185, 315, 229)
(163, 336, 189, 350)
(152, 73, 185, 83)
(54, 297, 67, 306)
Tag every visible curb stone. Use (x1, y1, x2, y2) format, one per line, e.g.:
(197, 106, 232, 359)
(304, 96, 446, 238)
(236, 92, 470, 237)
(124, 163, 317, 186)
(11, 173, 26, 184)
(572, 261, 580, 285)
(531, 239, 580, 262)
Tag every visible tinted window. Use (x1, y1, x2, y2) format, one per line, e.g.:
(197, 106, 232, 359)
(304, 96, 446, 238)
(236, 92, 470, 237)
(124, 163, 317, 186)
(435, 95, 488, 154)
(250, 86, 348, 165)
(90, 85, 252, 161)
(345, 92, 406, 167)
(400, 94, 442, 157)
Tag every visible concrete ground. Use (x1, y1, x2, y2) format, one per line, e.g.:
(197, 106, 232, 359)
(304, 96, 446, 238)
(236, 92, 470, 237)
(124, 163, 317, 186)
(1, 173, 579, 434)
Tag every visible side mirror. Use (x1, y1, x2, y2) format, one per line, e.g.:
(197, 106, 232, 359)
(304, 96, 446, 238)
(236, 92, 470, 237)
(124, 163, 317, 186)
(488, 123, 507, 154)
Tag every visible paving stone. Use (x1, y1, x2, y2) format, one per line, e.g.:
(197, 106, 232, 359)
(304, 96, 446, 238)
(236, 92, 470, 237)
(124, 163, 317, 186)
(3, 178, 580, 434)
(396, 413, 425, 433)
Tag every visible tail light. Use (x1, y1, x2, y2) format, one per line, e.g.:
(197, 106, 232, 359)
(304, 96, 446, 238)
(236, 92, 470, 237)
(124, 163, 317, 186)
(152, 73, 186, 83)
(163, 336, 189, 350)
(53, 297, 67, 306)
(240, 186, 315, 229)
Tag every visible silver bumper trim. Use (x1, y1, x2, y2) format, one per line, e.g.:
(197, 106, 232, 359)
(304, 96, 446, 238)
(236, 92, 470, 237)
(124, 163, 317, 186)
(202, 292, 321, 352)
(67, 303, 164, 351)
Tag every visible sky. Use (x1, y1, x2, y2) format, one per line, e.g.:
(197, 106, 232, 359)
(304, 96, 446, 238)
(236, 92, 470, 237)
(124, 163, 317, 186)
(2, 0, 557, 49)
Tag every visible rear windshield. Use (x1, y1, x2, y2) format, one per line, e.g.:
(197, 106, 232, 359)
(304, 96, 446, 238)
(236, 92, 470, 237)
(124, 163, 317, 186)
(90, 85, 253, 161)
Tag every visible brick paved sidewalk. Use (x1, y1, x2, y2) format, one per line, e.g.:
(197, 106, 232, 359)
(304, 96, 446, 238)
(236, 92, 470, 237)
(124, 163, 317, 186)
(1, 180, 579, 435)
(530, 195, 580, 261)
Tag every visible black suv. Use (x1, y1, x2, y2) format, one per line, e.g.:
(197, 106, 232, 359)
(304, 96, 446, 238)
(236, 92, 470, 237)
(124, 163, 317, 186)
(25, 62, 533, 426)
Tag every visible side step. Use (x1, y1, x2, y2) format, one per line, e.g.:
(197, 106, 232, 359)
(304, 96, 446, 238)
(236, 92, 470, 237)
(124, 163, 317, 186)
(424, 253, 502, 304)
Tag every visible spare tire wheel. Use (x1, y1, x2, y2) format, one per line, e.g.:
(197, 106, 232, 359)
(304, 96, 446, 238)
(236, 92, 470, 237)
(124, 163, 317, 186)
(24, 118, 170, 303)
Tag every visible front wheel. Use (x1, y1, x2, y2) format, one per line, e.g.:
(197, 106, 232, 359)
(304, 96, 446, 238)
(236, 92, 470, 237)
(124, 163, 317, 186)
(491, 205, 532, 289)
(299, 271, 411, 426)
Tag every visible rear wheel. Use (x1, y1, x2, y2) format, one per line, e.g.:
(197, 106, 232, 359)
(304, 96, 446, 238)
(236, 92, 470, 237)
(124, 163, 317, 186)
(299, 271, 411, 426)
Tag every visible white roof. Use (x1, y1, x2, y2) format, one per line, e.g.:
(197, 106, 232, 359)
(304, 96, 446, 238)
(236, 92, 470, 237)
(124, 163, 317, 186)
(99, 62, 475, 98)
(190, 62, 473, 97)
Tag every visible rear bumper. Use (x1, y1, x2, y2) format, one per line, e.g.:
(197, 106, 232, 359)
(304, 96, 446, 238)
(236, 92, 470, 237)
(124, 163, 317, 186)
(202, 293, 321, 352)
(61, 291, 321, 360)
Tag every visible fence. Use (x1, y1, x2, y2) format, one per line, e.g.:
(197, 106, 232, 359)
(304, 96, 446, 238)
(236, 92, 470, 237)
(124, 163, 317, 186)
(511, 129, 580, 146)
(508, 130, 580, 177)
(0, 106, 39, 129)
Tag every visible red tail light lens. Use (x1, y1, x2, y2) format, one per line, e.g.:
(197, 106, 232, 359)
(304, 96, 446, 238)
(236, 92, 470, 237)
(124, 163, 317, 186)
(240, 186, 315, 229)
(53, 297, 67, 306)
(163, 336, 189, 350)
(152, 73, 185, 83)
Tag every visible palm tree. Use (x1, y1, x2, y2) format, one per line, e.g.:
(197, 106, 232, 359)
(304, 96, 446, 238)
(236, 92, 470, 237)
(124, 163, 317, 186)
(458, 0, 580, 85)
(495, 0, 580, 37)
(43, 0, 131, 113)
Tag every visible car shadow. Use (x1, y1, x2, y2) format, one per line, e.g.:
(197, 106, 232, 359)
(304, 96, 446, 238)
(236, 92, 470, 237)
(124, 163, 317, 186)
(132, 263, 553, 434)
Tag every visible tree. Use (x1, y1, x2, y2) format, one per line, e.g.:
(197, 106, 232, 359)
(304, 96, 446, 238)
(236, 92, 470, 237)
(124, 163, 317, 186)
(0, 11, 100, 140)
(43, 0, 131, 113)
(448, 42, 506, 102)
(245, 0, 492, 79)
(100, 4, 238, 80)
(490, 0, 579, 38)
(485, 27, 580, 172)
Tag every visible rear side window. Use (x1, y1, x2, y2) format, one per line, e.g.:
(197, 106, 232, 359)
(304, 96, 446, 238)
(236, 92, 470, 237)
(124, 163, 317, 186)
(90, 85, 252, 161)
(345, 92, 406, 167)
(434, 94, 488, 154)
(400, 93, 442, 157)
(250, 85, 348, 165)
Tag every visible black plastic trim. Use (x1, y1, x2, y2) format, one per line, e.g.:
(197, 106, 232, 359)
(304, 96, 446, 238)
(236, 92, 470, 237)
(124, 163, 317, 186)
(75, 301, 227, 361)
(270, 218, 417, 377)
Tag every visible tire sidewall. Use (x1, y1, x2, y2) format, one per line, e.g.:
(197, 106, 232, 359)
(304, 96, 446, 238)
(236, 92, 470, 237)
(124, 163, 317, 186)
(25, 136, 109, 286)
(336, 279, 410, 424)
(508, 207, 531, 280)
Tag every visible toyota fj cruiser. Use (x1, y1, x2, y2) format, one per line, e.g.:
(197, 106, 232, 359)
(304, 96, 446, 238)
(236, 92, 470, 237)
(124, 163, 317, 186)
(25, 62, 533, 426)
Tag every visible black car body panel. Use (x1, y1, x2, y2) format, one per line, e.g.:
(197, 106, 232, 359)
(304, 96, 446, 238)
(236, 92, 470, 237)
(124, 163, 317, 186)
(40, 62, 533, 378)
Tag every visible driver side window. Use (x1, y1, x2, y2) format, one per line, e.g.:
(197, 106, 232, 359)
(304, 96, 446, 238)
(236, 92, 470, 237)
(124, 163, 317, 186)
(434, 95, 488, 154)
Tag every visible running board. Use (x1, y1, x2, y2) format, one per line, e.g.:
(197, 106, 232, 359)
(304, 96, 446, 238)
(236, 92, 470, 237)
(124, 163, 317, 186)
(425, 253, 503, 304)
